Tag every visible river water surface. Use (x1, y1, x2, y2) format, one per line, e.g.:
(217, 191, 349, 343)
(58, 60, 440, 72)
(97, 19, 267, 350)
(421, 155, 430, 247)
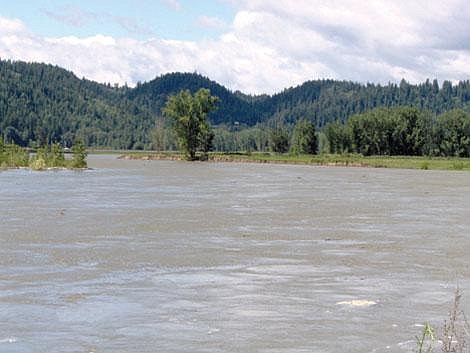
(1, 155, 470, 353)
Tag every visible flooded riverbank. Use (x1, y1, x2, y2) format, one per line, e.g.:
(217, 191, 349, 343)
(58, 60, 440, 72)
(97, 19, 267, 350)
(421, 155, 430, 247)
(1, 155, 469, 353)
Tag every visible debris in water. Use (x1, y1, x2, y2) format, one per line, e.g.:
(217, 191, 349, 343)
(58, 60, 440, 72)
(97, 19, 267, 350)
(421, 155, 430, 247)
(335, 300, 377, 307)
(0, 337, 17, 343)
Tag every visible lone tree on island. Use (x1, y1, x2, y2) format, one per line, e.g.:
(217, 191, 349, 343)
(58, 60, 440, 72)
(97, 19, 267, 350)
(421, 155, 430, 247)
(163, 89, 218, 160)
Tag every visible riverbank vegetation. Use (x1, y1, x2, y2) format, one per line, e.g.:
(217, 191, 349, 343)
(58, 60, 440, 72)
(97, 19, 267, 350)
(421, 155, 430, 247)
(120, 151, 470, 171)
(0, 140, 88, 170)
(209, 107, 469, 158)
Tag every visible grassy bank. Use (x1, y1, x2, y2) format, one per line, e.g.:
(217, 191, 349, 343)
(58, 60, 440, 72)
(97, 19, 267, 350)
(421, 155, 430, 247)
(119, 151, 470, 171)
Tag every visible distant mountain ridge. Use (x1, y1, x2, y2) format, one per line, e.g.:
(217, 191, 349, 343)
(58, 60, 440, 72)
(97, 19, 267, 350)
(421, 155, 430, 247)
(1, 59, 470, 149)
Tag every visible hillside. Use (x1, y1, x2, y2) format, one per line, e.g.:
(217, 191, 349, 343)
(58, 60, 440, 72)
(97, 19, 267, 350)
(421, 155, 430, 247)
(0, 60, 153, 149)
(127, 72, 262, 125)
(260, 79, 470, 127)
(1, 59, 470, 149)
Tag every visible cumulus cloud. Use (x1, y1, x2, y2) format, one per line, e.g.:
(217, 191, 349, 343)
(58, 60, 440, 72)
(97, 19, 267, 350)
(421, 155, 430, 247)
(2, 1, 470, 94)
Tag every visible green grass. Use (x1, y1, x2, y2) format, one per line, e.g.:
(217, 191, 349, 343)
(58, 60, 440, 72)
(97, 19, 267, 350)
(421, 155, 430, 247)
(119, 151, 470, 171)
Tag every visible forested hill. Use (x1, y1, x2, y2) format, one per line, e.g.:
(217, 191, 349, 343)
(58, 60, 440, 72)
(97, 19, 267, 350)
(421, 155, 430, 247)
(126, 73, 470, 127)
(266, 79, 470, 127)
(0, 60, 154, 149)
(1, 59, 470, 149)
(127, 72, 258, 125)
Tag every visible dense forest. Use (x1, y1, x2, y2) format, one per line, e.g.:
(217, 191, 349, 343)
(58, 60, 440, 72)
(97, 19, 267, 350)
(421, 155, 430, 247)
(1, 59, 470, 154)
(0, 60, 153, 149)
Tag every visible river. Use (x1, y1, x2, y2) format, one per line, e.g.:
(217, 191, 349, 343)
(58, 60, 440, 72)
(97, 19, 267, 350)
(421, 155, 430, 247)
(1, 155, 469, 353)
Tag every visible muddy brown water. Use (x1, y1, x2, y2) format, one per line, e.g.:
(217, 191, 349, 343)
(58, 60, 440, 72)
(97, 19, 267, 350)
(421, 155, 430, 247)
(1, 155, 469, 353)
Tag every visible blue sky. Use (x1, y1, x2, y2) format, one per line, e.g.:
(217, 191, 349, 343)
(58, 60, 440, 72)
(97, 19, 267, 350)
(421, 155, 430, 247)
(1, 1, 469, 94)
(0, 0, 236, 41)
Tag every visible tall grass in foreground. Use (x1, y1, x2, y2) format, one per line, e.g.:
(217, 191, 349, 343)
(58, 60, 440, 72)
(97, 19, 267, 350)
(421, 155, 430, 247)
(415, 289, 470, 353)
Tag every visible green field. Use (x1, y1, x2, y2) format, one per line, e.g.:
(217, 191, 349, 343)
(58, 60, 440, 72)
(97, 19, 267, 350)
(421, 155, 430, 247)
(119, 151, 470, 171)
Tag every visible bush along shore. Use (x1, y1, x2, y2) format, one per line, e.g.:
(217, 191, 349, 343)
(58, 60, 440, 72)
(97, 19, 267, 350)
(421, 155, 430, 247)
(0, 140, 88, 170)
(119, 151, 470, 171)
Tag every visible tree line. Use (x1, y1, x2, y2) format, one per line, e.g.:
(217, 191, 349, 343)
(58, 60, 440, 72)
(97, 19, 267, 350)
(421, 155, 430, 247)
(324, 107, 470, 157)
(209, 107, 469, 157)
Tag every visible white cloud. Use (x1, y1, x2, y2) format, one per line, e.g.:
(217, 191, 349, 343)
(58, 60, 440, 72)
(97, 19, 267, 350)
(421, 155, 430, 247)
(0, 17, 28, 34)
(2, 1, 470, 94)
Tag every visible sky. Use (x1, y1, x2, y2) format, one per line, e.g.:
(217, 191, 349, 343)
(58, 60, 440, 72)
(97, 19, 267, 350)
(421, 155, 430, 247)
(1, 0, 470, 94)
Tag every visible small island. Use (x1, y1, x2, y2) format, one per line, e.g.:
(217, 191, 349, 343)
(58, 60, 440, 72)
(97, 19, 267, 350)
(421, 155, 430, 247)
(0, 140, 88, 170)
(119, 151, 470, 171)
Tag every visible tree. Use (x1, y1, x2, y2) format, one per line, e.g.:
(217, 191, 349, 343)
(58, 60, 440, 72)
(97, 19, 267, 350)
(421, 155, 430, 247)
(269, 126, 289, 153)
(71, 140, 88, 168)
(49, 143, 66, 167)
(163, 89, 218, 160)
(290, 119, 317, 155)
(436, 110, 470, 157)
(324, 122, 352, 154)
(152, 116, 167, 151)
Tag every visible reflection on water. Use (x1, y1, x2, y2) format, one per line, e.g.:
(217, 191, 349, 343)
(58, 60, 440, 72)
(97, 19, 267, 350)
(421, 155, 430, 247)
(1, 155, 470, 353)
